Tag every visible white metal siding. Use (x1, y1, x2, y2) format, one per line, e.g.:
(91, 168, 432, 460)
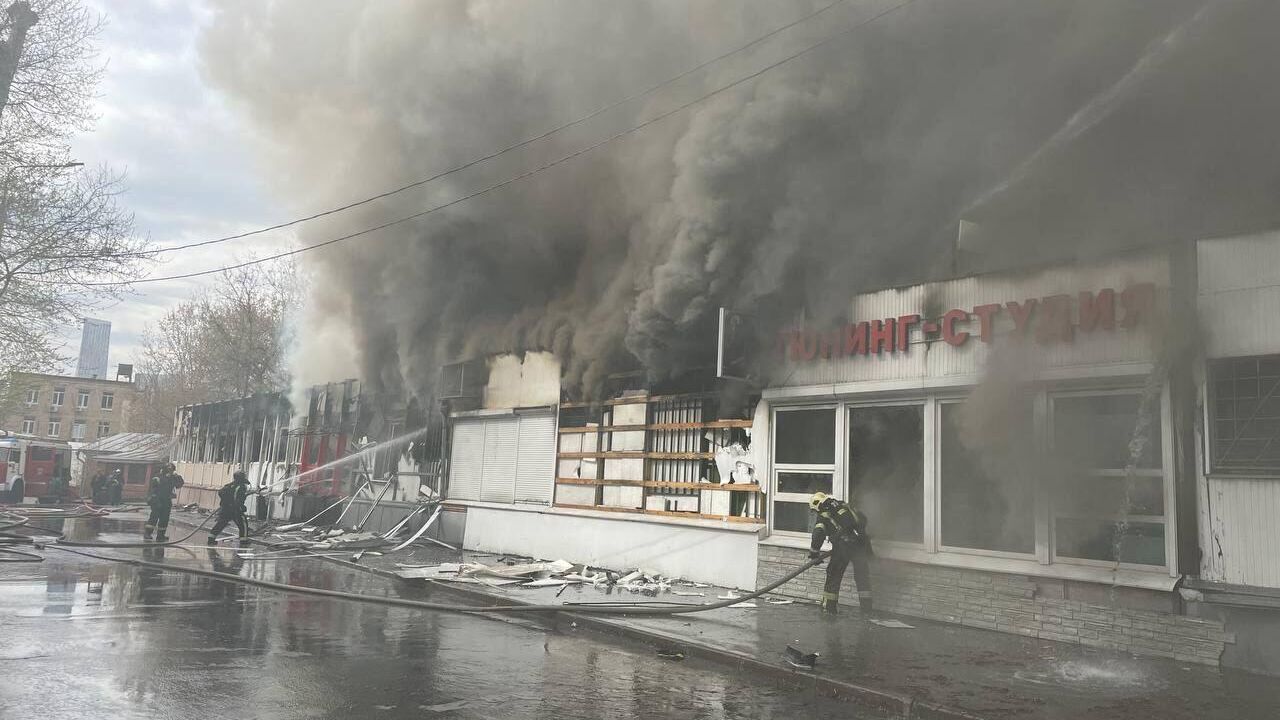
(480, 418, 518, 503)
(448, 421, 486, 501)
(514, 414, 555, 504)
(1205, 477, 1280, 588)
(779, 253, 1170, 388)
(1198, 231, 1280, 358)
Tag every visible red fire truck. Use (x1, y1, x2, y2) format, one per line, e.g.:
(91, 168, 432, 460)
(0, 431, 73, 502)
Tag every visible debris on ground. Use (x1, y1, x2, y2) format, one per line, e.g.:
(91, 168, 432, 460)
(869, 618, 915, 629)
(656, 649, 686, 661)
(784, 645, 819, 669)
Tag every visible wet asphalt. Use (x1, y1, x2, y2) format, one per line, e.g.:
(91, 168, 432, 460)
(0, 516, 877, 720)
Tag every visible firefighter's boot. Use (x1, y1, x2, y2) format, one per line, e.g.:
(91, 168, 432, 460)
(858, 591, 874, 614)
(820, 592, 840, 615)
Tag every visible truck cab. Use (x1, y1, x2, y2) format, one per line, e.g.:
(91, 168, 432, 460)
(0, 432, 72, 501)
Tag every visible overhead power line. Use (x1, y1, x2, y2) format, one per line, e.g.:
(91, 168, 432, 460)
(45, 0, 919, 288)
(52, 0, 852, 263)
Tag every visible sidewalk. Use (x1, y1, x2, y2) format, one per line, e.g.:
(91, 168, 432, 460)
(181, 515, 1280, 719)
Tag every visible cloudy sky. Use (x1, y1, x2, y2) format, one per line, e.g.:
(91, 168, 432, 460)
(64, 0, 286, 373)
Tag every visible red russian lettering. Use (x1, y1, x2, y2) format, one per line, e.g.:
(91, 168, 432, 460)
(868, 319, 895, 355)
(896, 314, 921, 352)
(819, 329, 841, 359)
(1035, 294, 1074, 344)
(941, 309, 970, 346)
(972, 303, 1001, 343)
(1078, 289, 1116, 332)
(789, 330, 819, 361)
(843, 322, 869, 356)
(1120, 283, 1156, 329)
(1006, 299, 1037, 335)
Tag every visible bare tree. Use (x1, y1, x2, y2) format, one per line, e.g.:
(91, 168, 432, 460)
(0, 1, 146, 419)
(135, 261, 298, 433)
(0, 0, 103, 159)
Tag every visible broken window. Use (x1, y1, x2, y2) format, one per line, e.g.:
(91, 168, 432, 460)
(848, 405, 923, 543)
(1209, 355, 1280, 475)
(1050, 391, 1165, 567)
(771, 408, 834, 534)
(940, 401, 1035, 554)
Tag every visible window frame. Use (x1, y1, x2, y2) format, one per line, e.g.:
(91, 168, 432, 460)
(1205, 355, 1280, 478)
(71, 421, 86, 441)
(48, 419, 61, 437)
(51, 388, 65, 409)
(769, 404, 841, 538)
(21, 418, 36, 435)
(24, 388, 37, 406)
(934, 396, 1037, 561)
(1046, 386, 1175, 572)
(101, 392, 114, 411)
(845, 398, 929, 550)
(765, 380, 1176, 577)
(76, 390, 90, 410)
(97, 421, 110, 438)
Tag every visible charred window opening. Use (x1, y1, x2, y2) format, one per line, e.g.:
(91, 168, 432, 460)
(848, 405, 924, 544)
(940, 400, 1035, 554)
(1209, 355, 1280, 476)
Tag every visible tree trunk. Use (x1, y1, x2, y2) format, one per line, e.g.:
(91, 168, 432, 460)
(0, 1, 37, 120)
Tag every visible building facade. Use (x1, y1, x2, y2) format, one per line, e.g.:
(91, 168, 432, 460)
(74, 319, 111, 379)
(2, 372, 137, 446)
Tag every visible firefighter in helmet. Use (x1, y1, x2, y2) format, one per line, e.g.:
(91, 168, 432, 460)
(208, 471, 252, 545)
(143, 462, 184, 541)
(808, 491, 874, 615)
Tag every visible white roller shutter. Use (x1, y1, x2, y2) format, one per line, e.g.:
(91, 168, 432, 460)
(514, 413, 556, 504)
(448, 411, 556, 505)
(480, 417, 518, 503)
(448, 420, 486, 501)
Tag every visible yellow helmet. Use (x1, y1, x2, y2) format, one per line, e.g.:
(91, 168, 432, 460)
(809, 492, 828, 511)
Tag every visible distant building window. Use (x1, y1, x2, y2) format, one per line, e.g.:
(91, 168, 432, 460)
(51, 388, 65, 408)
(1209, 355, 1280, 475)
(48, 419, 61, 437)
(100, 392, 114, 411)
(24, 388, 37, 406)
(21, 418, 35, 435)
(71, 421, 86, 440)
(98, 421, 111, 438)
(76, 390, 90, 410)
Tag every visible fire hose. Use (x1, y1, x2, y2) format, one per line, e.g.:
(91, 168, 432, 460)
(40, 543, 829, 616)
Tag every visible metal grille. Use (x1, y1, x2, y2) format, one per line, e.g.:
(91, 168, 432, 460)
(1210, 355, 1280, 475)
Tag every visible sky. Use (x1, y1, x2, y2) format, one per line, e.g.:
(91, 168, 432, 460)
(63, 0, 284, 374)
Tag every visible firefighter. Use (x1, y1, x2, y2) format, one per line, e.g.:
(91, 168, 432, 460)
(143, 462, 184, 541)
(107, 469, 123, 505)
(90, 471, 108, 505)
(208, 471, 252, 545)
(808, 491, 874, 615)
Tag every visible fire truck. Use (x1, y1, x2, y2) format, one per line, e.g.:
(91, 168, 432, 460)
(0, 431, 73, 502)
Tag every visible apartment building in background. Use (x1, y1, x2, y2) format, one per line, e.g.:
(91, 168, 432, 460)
(2, 371, 138, 443)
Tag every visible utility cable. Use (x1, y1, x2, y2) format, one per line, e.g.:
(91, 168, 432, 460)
(41, 0, 852, 263)
(42, 543, 826, 617)
(46, 0, 918, 288)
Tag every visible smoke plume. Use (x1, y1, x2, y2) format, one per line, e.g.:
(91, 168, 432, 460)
(200, 0, 1268, 401)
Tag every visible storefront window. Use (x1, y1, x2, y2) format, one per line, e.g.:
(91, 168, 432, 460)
(771, 408, 835, 535)
(848, 405, 923, 543)
(940, 401, 1035, 554)
(1050, 391, 1165, 567)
